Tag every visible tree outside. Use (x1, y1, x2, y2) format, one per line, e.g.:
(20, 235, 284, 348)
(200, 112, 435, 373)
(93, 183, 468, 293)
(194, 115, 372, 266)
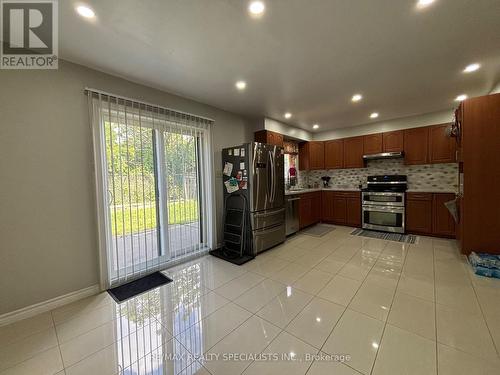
(105, 121, 200, 236)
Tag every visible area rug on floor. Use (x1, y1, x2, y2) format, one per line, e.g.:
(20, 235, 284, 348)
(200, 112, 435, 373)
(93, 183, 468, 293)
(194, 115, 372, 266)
(107, 272, 173, 303)
(350, 228, 418, 244)
(302, 224, 336, 237)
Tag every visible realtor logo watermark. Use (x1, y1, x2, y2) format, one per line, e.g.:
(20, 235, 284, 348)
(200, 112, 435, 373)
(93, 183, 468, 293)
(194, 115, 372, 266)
(1, 0, 58, 69)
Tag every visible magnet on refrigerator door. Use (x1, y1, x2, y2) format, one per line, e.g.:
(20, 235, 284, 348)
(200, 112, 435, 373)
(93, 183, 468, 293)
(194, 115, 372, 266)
(223, 162, 233, 176)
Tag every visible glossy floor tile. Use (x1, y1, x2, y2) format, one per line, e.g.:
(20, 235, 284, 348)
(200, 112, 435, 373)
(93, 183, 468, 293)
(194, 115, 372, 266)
(285, 297, 345, 349)
(323, 308, 384, 374)
(372, 324, 436, 375)
(387, 292, 436, 340)
(242, 331, 317, 375)
(1, 224, 499, 375)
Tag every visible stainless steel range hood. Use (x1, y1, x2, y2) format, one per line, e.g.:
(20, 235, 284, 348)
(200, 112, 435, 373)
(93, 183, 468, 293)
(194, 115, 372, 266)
(363, 151, 404, 160)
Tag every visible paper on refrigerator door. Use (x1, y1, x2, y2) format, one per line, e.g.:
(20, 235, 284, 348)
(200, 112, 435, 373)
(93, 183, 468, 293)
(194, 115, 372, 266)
(224, 179, 239, 193)
(223, 162, 233, 176)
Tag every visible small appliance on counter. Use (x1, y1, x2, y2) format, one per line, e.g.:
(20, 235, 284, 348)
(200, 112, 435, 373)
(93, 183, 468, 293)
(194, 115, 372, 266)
(362, 175, 407, 234)
(321, 176, 331, 188)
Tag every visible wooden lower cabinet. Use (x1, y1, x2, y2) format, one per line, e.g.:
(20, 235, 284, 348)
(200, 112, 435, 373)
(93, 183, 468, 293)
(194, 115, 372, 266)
(406, 192, 456, 238)
(299, 191, 322, 229)
(322, 191, 361, 227)
(432, 193, 456, 237)
(406, 193, 433, 234)
(346, 197, 362, 227)
(332, 197, 347, 223)
(321, 191, 335, 222)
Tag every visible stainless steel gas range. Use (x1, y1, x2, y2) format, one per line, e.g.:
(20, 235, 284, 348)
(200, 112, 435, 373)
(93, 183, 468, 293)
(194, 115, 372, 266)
(362, 175, 407, 234)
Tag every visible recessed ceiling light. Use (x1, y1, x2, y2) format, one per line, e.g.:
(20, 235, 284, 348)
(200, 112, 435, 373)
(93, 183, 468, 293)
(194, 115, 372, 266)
(76, 5, 95, 18)
(248, 1, 265, 16)
(370, 112, 379, 119)
(455, 94, 468, 102)
(284, 112, 292, 119)
(312, 124, 320, 129)
(352, 94, 363, 102)
(235, 80, 247, 90)
(463, 63, 481, 73)
(416, 0, 435, 9)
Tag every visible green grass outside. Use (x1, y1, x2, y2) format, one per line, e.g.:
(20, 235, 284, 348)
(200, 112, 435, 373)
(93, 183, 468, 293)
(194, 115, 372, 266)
(110, 200, 198, 235)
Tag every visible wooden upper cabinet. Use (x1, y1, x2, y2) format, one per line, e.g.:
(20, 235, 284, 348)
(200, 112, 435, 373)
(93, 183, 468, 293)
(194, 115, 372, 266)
(310, 141, 325, 169)
(363, 133, 383, 155)
(254, 130, 283, 147)
(343, 136, 364, 168)
(383, 130, 404, 152)
(428, 124, 456, 164)
(324, 139, 344, 169)
(432, 193, 456, 237)
(298, 141, 324, 170)
(298, 142, 309, 170)
(404, 127, 429, 165)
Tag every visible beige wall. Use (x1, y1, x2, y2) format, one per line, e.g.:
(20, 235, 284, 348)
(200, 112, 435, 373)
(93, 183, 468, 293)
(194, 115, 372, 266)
(264, 118, 312, 141)
(312, 109, 454, 141)
(490, 80, 500, 94)
(0, 60, 255, 315)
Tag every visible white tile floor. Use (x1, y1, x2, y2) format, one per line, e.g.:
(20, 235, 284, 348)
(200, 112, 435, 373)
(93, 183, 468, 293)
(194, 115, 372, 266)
(1, 225, 500, 375)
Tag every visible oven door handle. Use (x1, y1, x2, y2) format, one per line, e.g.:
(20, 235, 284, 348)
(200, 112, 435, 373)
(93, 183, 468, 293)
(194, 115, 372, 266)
(362, 205, 404, 214)
(362, 192, 405, 197)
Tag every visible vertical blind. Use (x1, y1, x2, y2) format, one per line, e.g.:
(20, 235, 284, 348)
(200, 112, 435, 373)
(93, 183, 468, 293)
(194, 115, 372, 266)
(87, 89, 215, 288)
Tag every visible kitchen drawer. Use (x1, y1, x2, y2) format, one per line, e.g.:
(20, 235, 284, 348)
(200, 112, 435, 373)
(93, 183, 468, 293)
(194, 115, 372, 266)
(252, 224, 285, 253)
(299, 191, 322, 199)
(332, 191, 361, 198)
(407, 192, 433, 201)
(251, 208, 285, 231)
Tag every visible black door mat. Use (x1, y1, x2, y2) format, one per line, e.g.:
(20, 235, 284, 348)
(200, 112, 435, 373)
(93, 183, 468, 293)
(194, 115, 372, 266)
(209, 248, 255, 265)
(107, 272, 173, 303)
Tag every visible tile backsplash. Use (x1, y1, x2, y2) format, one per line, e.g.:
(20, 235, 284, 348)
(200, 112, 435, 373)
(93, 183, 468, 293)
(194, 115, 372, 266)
(299, 159, 458, 192)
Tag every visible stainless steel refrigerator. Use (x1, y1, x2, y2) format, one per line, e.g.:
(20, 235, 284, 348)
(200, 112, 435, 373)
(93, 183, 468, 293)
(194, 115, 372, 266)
(222, 142, 285, 255)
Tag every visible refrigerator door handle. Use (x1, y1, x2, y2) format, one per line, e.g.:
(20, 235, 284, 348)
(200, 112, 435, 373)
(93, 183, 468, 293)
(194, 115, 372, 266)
(269, 150, 275, 203)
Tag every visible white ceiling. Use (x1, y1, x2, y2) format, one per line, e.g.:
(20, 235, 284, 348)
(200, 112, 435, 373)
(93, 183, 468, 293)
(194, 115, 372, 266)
(60, 0, 500, 131)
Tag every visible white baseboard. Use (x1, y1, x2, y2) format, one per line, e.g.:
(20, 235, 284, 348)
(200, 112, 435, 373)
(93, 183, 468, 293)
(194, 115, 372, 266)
(0, 284, 101, 327)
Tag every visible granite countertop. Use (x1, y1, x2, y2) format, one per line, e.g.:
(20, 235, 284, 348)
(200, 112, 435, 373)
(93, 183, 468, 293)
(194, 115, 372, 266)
(285, 186, 360, 195)
(285, 187, 457, 195)
(406, 189, 458, 194)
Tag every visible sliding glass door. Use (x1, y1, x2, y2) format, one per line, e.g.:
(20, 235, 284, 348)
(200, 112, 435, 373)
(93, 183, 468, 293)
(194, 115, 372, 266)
(89, 91, 214, 288)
